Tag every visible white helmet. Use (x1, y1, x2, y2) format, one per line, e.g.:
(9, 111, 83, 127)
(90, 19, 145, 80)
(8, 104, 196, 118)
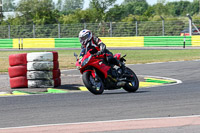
(79, 29, 92, 46)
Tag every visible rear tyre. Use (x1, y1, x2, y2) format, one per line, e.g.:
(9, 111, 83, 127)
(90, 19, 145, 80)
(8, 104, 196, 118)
(123, 67, 139, 93)
(82, 71, 104, 95)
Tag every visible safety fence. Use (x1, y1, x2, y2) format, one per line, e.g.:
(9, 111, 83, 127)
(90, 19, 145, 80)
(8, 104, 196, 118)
(0, 36, 199, 49)
(0, 20, 189, 38)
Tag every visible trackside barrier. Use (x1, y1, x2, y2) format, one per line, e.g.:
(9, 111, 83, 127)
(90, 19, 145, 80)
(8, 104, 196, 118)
(0, 39, 13, 48)
(192, 36, 200, 46)
(13, 38, 55, 48)
(100, 37, 144, 47)
(144, 36, 192, 47)
(55, 38, 81, 48)
(0, 36, 200, 48)
(8, 52, 61, 88)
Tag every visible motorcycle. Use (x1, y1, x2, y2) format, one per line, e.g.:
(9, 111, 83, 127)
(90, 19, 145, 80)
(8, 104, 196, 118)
(74, 49, 139, 95)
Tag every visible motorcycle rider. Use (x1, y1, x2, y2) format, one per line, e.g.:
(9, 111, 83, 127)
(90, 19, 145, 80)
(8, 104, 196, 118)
(78, 29, 125, 75)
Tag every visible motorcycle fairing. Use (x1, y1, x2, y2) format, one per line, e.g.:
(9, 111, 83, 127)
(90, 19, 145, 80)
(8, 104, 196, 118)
(114, 53, 121, 60)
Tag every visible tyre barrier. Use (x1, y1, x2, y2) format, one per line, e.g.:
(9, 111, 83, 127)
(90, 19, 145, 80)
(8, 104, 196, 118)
(27, 52, 58, 62)
(28, 78, 61, 88)
(8, 65, 27, 78)
(27, 69, 60, 79)
(10, 76, 28, 88)
(8, 51, 61, 88)
(9, 53, 27, 66)
(27, 61, 59, 71)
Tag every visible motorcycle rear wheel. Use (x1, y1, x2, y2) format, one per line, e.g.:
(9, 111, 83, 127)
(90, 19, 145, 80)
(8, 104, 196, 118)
(82, 71, 104, 95)
(123, 67, 139, 92)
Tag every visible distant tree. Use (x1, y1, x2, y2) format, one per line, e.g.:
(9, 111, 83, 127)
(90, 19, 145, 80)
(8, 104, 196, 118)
(123, 0, 147, 5)
(166, 1, 191, 16)
(189, 0, 199, 15)
(60, 8, 105, 24)
(105, 5, 125, 22)
(56, 0, 63, 11)
(89, 0, 116, 22)
(15, 0, 59, 24)
(143, 6, 155, 17)
(90, 0, 116, 11)
(62, 0, 84, 13)
(3, 0, 16, 12)
(124, 1, 148, 16)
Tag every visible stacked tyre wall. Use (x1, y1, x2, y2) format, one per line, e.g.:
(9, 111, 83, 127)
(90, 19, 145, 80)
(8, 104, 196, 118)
(8, 53, 28, 88)
(0, 36, 200, 48)
(8, 52, 61, 88)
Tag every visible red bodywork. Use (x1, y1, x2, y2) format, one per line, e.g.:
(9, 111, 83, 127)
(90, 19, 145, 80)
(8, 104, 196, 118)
(76, 50, 121, 79)
(114, 53, 121, 60)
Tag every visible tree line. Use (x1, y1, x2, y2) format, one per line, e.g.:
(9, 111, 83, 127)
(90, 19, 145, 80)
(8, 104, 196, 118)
(1, 0, 200, 25)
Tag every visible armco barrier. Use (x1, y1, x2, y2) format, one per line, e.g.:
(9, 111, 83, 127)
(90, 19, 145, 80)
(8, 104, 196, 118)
(13, 38, 55, 48)
(144, 36, 192, 47)
(55, 38, 80, 48)
(0, 39, 13, 48)
(100, 37, 144, 47)
(192, 36, 200, 46)
(0, 36, 200, 48)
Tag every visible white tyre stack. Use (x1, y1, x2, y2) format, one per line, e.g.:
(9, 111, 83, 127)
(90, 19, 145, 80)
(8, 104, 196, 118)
(27, 51, 61, 88)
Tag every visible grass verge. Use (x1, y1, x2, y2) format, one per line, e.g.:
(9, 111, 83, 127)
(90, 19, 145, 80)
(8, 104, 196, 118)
(0, 49, 200, 72)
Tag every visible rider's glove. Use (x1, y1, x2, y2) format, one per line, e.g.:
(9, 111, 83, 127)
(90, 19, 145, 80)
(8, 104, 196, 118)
(78, 56, 83, 64)
(96, 51, 102, 56)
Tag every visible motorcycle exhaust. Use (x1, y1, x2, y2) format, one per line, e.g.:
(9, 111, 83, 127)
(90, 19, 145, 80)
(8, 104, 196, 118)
(117, 81, 126, 87)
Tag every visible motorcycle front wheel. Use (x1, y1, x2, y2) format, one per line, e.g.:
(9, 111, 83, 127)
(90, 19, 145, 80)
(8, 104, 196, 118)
(123, 67, 139, 93)
(82, 71, 104, 95)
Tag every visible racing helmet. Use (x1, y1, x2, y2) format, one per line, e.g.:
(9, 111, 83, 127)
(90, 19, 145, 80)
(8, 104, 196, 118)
(79, 29, 92, 47)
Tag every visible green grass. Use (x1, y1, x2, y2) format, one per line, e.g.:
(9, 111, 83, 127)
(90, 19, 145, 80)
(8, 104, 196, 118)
(1, 49, 200, 73)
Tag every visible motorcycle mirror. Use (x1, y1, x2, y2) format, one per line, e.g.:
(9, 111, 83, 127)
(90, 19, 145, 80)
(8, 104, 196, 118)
(122, 54, 127, 58)
(74, 52, 78, 57)
(74, 52, 78, 60)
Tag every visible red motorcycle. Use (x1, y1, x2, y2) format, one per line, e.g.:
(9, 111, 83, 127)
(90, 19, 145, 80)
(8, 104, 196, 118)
(74, 49, 139, 95)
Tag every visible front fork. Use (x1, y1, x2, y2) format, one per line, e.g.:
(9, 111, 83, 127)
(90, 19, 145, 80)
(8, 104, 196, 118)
(84, 68, 98, 81)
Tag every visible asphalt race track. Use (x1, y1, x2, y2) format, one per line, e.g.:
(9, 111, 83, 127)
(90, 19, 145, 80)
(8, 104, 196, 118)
(0, 60, 200, 132)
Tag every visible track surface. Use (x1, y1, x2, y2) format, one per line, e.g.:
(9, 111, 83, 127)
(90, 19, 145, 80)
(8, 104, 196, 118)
(0, 60, 200, 132)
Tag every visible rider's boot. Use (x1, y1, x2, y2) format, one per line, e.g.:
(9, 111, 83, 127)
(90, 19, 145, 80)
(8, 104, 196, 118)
(117, 60, 125, 77)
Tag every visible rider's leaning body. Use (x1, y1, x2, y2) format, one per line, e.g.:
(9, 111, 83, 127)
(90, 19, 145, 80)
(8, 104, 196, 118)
(78, 29, 124, 71)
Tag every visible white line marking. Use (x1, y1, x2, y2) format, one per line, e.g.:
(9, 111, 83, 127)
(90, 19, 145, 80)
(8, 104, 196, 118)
(0, 115, 200, 130)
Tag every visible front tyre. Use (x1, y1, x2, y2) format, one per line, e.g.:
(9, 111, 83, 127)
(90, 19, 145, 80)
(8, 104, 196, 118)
(123, 67, 139, 93)
(82, 71, 104, 95)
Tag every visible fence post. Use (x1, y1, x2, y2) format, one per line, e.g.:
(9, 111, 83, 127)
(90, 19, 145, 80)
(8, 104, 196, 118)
(7, 22, 10, 39)
(160, 16, 165, 36)
(8, 24, 10, 39)
(110, 21, 112, 37)
(136, 21, 138, 36)
(187, 14, 192, 36)
(33, 22, 35, 38)
(134, 17, 138, 36)
(84, 22, 87, 29)
(58, 23, 60, 38)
